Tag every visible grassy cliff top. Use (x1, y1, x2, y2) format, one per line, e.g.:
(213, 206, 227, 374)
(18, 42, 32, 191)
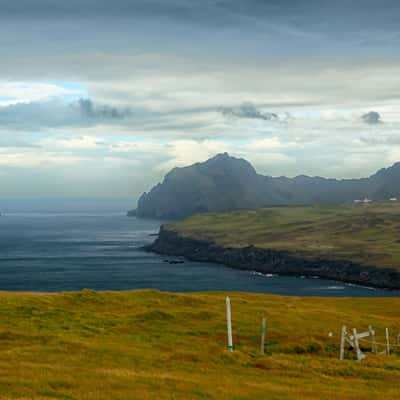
(0, 289, 400, 399)
(167, 202, 400, 269)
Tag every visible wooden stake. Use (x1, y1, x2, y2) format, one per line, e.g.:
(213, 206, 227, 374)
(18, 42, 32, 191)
(385, 328, 390, 355)
(353, 328, 364, 361)
(260, 317, 267, 355)
(368, 325, 377, 353)
(226, 297, 233, 352)
(340, 325, 346, 360)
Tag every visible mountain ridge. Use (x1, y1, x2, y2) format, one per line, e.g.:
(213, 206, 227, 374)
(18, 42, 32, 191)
(131, 153, 400, 219)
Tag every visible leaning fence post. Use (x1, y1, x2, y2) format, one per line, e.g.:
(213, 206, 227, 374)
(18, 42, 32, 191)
(353, 328, 363, 361)
(369, 325, 377, 353)
(260, 317, 267, 355)
(385, 328, 390, 355)
(340, 325, 346, 360)
(226, 296, 233, 352)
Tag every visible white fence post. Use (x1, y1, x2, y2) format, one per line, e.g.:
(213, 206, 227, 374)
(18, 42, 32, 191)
(226, 296, 233, 352)
(353, 328, 363, 361)
(260, 317, 267, 355)
(340, 325, 346, 360)
(369, 325, 377, 353)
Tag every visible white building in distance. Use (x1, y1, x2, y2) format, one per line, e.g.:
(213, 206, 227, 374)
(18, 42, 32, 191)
(354, 198, 372, 203)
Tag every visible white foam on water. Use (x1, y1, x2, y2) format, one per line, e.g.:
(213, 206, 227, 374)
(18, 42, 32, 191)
(316, 286, 345, 290)
(345, 283, 376, 291)
(250, 271, 277, 278)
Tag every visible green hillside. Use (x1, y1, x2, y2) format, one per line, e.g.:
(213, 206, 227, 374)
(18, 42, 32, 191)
(0, 290, 400, 399)
(167, 202, 400, 269)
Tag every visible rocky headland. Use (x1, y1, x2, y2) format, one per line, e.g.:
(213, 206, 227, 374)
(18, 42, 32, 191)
(147, 226, 400, 289)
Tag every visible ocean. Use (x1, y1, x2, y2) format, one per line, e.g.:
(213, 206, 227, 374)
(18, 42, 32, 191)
(0, 213, 398, 297)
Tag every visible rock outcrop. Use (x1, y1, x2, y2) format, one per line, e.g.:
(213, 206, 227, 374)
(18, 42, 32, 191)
(147, 226, 400, 289)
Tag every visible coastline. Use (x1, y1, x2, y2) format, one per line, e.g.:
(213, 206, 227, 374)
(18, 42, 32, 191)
(146, 226, 400, 290)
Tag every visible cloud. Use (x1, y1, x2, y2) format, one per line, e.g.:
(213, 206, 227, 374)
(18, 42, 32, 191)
(0, 81, 82, 106)
(0, 131, 41, 148)
(77, 98, 131, 120)
(157, 136, 297, 174)
(220, 102, 278, 121)
(0, 1, 310, 24)
(0, 150, 87, 168)
(2, 1, 399, 36)
(361, 110, 382, 124)
(0, 97, 132, 130)
(42, 135, 105, 151)
(1, 1, 400, 199)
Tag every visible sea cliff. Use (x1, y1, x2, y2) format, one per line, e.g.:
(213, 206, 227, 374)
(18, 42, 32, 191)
(147, 226, 400, 289)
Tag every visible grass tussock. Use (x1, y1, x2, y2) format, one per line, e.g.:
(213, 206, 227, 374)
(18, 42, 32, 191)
(0, 290, 399, 399)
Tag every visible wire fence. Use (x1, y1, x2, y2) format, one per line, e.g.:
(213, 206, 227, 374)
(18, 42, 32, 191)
(358, 336, 400, 349)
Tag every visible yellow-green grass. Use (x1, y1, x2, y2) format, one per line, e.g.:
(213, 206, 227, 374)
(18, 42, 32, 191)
(0, 289, 400, 399)
(167, 202, 400, 269)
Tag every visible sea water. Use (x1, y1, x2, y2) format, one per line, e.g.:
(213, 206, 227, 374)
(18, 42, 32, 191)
(0, 213, 398, 297)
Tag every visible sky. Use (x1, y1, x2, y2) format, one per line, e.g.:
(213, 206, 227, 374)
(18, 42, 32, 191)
(1, 0, 400, 203)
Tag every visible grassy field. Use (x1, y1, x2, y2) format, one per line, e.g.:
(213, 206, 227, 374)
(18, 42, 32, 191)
(167, 202, 400, 269)
(0, 289, 400, 399)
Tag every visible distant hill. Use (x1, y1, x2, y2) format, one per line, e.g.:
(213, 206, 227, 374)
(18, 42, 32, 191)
(150, 203, 400, 288)
(130, 153, 400, 219)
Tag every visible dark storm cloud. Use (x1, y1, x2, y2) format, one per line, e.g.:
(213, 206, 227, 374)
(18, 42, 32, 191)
(220, 103, 278, 121)
(361, 111, 383, 124)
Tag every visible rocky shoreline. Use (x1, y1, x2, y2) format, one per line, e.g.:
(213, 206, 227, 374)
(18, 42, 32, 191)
(146, 226, 400, 290)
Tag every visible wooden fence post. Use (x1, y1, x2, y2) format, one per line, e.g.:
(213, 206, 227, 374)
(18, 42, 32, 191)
(353, 328, 363, 361)
(260, 317, 267, 355)
(340, 325, 347, 360)
(226, 297, 233, 352)
(385, 328, 390, 355)
(369, 325, 377, 353)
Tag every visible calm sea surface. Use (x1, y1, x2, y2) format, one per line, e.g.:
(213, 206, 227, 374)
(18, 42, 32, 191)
(0, 213, 399, 297)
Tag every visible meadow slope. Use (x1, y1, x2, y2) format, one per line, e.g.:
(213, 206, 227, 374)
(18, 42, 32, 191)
(0, 290, 399, 399)
(167, 202, 400, 269)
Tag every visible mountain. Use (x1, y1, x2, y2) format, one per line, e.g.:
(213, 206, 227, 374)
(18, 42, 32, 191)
(130, 153, 400, 219)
